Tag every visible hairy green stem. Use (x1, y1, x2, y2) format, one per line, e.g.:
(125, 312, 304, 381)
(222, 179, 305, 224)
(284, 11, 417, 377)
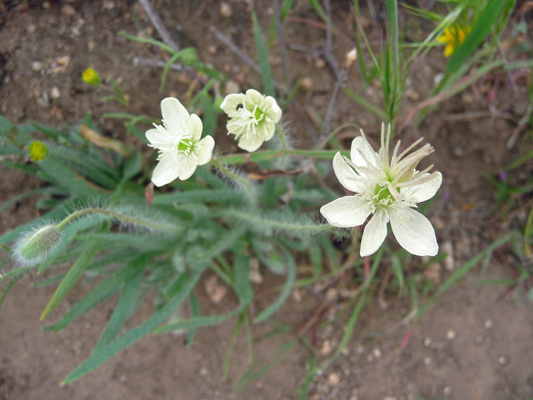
(210, 158, 255, 198)
(55, 208, 179, 232)
(219, 209, 332, 234)
(219, 149, 349, 165)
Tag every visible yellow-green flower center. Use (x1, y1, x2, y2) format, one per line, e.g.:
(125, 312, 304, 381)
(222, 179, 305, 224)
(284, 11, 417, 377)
(374, 183, 398, 206)
(253, 106, 265, 123)
(178, 138, 193, 155)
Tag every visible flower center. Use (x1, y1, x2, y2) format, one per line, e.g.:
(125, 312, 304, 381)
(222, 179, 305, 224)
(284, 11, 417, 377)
(373, 183, 397, 207)
(177, 138, 194, 155)
(252, 105, 265, 123)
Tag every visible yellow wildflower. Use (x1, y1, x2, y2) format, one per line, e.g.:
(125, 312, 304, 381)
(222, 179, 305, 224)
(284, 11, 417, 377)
(437, 26, 470, 57)
(82, 68, 102, 86)
(28, 141, 48, 162)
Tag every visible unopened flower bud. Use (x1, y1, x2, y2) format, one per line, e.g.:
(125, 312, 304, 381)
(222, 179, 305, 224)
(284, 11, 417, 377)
(16, 225, 62, 266)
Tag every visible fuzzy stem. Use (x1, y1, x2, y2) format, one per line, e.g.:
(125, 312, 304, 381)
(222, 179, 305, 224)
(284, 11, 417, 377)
(219, 209, 332, 234)
(219, 149, 349, 165)
(210, 158, 255, 198)
(55, 208, 179, 232)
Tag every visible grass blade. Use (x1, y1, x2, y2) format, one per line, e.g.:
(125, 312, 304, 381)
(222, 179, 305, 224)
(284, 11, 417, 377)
(252, 11, 276, 97)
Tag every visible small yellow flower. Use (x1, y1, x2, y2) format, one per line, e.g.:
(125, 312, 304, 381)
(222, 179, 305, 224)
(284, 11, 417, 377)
(82, 68, 102, 86)
(28, 141, 48, 162)
(437, 26, 470, 57)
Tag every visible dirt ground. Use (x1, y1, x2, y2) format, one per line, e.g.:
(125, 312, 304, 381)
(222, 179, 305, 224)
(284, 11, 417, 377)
(1, 1, 533, 399)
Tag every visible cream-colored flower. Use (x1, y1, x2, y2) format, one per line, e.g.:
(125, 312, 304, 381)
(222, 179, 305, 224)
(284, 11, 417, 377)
(320, 124, 442, 257)
(220, 89, 282, 152)
(146, 98, 215, 186)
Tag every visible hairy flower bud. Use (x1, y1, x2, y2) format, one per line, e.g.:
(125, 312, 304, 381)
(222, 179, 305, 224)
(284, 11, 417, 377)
(15, 225, 62, 266)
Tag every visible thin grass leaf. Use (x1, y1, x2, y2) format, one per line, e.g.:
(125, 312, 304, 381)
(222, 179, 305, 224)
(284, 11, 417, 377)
(40, 240, 101, 320)
(235, 341, 295, 393)
(223, 313, 245, 379)
(200, 94, 217, 137)
(62, 269, 203, 384)
(343, 88, 388, 121)
(160, 51, 182, 93)
(186, 292, 200, 346)
(93, 263, 145, 353)
(252, 12, 276, 97)
(44, 255, 148, 332)
(416, 233, 515, 320)
(29, 121, 68, 142)
(0, 115, 14, 136)
(308, 0, 327, 22)
(255, 245, 296, 322)
(446, 0, 508, 73)
(0, 279, 16, 309)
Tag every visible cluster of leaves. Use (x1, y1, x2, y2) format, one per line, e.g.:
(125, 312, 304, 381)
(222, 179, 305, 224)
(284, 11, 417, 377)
(0, 110, 347, 384)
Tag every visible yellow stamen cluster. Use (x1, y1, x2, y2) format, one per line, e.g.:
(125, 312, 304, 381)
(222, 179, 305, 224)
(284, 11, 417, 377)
(437, 26, 470, 57)
(28, 141, 48, 162)
(82, 68, 102, 86)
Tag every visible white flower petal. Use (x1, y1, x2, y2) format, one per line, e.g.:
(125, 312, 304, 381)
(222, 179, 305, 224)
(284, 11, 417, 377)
(221, 93, 245, 114)
(403, 172, 442, 202)
(320, 195, 372, 228)
(389, 207, 438, 256)
(264, 96, 282, 122)
(161, 97, 189, 133)
(194, 135, 215, 165)
(189, 114, 203, 141)
(236, 131, 265, 152)
(256, 121, 275, 142)
(245, 89, 264, 105)
(360, 210, 389, 257)
(332, 152, 365, 193)
(151, 154, 180, 187)
(146, 128, 173, 150)
(176, 155, 198, 180)
(350, 136, 378, 169)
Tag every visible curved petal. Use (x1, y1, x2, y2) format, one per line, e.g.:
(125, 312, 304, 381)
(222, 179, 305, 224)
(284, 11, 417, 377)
(264, 96, 282, 123)
(245, 89, 264, 106)
(237, 131, 264, 152)
(221, 93, 245, 114)
(351, 136, 378, 169)
(320, 195, 372, 228)
(403, 171, 442, 203)
(176, 154, 197, 180)
(151, 154, 180, 187)
(145, 127, 173, 151)
(257, 121, 276, 141)
(189, 114, 203, 141)
(193, 135, 215, 165)
(389, 207, 438, 256)
(161, 97, 189, 134)
(360, 210, 389, 257)
(332, 152, 364, 193)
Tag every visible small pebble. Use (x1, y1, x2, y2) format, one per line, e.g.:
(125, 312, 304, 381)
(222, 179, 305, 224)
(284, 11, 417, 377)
(476, 335, 484, 343)
(443, 386, 452, 395)
(446, 329, 455, 340)
(315, 58, 326, 69)
(50, 86, 60, 99)
(434, 72, 444, 86)
(61, 4, 76, 15)
(220, 2, 232, 17)
(485, 319, 493, 329)
(366, 354, 374, 363)
(383, 397, 396, 400)
(32, 61, 43, 72)
(372, 348, 382, 358)
(499, 356, 507, 365)
(320, 340, 333, 356)
(27, 24, 37, 34)
(424, 337, 432, 347)
(199, 367, 208, 376)
(327, 372, 340, 385)
(424, 357, 432, 366)
(207, 45, 217, 54)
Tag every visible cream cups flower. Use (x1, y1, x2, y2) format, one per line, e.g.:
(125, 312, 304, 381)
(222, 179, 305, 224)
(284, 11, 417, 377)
(320, 124, 442, 257)
(220, 89, 282, 152)
(146, 97, 215, 186)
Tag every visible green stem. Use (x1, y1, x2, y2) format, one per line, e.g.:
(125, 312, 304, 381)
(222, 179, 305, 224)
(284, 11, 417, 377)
(55, 208, 179, 232)
(210, 158, 255, 197)
(219, 149, 349, 165)
(218, 209, 332, 234)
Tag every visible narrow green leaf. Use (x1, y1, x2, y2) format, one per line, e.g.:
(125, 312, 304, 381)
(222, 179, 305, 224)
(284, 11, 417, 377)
(62, 269, 203, 384)
(93, 264, 145, 353)
(0, 115, 14, 136)
(40, 241, 100, 320)
(45, 255, 148, 332)
(255, 245, 296, 322)
(200, 94, 217, 137)
(416, 234, 514, 319)
(446, 0, 508, 73)
(252, 12, 276, 97)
